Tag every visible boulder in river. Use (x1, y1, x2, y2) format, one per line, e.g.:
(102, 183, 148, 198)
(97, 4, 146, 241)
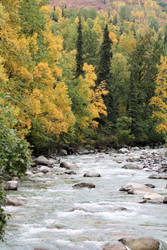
(34, 156, 51, 166)
(5, 181, 18, 191)
(103, 241, 127, 250)
(119, 237, 160, 250)
(60, 161, 77, 169)
(83, 172, 101, 177)
(142, 192, 164, 203)
(72, 182, 95, 189)
(6, 197, 24, 206)
(119, 183, 152, 195)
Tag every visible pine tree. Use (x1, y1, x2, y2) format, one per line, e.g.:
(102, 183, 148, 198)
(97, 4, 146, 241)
(75, 17, 83, 78)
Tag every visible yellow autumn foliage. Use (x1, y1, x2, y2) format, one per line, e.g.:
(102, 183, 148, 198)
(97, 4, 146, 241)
(150, 56, 167, 134)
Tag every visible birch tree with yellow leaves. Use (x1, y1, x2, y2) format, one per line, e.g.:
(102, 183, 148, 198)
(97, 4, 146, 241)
(150, 56, 167, 134)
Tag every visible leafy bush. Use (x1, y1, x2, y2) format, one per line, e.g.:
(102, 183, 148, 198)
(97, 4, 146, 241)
(116, 116, 134, 145)
(0, 124, 32, 178)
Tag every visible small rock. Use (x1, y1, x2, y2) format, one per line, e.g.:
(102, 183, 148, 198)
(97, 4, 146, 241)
(119, 237, 160, 250)
(145, 184, 155, 188)
(103, 241, 127, 250)
(38, 166, 51, 174)
(59, 149, 68, 156)
(60, 162, 77, 169)
(47, 224, 65, 229)
(163, 197, 167, 203)
(5, 181, 18, 191)
(64, 170, 76, 175)
(118, 148, 129, 154)
(83, 172, 101, 177)
(72, 182, 95, 189)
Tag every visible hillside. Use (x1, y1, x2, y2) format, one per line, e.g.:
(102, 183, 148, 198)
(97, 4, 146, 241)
(50, 0, 167, 12)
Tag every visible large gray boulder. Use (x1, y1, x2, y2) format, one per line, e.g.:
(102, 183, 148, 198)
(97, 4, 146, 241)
(119, 237, 160, 250)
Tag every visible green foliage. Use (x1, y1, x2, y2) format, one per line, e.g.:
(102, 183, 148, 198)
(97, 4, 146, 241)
(0, 124, 32, 178)
(0, 181, 7, 241)
(119, 5, 132, 21)
(76, 18, 84, 78)
(19, 0, 47, 35)
(116, 116, 134, 145)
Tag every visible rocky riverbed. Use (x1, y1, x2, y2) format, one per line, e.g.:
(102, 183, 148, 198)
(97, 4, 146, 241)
(1, 147, 167, 250)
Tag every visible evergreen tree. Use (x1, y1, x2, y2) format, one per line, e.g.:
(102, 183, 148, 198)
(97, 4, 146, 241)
(75, 18, 84, 78)
(128, 32, 163, 144)
(96, 24, 112, 85)
(96, 24, 113, 122)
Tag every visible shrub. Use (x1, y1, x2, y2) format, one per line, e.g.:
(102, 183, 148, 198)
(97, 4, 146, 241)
(0, 124, 32, 178)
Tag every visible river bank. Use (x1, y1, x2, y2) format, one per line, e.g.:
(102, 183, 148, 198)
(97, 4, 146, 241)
(1, 146, 167, 249)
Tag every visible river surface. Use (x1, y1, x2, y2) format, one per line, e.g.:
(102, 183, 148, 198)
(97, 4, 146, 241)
(1, 148, 167, 250)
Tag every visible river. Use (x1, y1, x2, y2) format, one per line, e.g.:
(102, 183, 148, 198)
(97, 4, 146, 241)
(1, 147, 167, 249)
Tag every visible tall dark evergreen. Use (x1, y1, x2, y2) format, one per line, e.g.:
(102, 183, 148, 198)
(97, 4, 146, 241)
(96, 24, 113, 122)
(96, 24, 112, 85)
(75, 18, 84, 78)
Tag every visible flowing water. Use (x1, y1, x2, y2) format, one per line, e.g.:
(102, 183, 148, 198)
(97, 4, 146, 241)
(1, 148, 167, 250)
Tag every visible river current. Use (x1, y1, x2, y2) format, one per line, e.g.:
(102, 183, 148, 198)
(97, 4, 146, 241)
(1, 148, 167, 249)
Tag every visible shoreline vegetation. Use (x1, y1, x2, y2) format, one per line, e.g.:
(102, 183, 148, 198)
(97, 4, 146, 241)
(1, 0, 167, 240)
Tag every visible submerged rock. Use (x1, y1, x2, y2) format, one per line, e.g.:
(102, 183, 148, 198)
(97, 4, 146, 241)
(122, 163, 143, 170)
(72, 182, 95, 189)
(6, 197, 24, 206)
(64, 170, 77, 175)
(149, 174, 167, 180)
(103, 241, 126, 250)
(119, 237, 160, 250)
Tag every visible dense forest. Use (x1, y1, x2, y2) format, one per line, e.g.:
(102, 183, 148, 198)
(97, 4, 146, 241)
(1, 0, 167, 238)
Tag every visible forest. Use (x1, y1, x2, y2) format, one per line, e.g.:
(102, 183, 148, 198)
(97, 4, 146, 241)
(1, 0, 167, 239)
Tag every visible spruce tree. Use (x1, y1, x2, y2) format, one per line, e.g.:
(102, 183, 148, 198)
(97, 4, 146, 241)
(96, 24, 113, 121)
(75, 18, 84, 78)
